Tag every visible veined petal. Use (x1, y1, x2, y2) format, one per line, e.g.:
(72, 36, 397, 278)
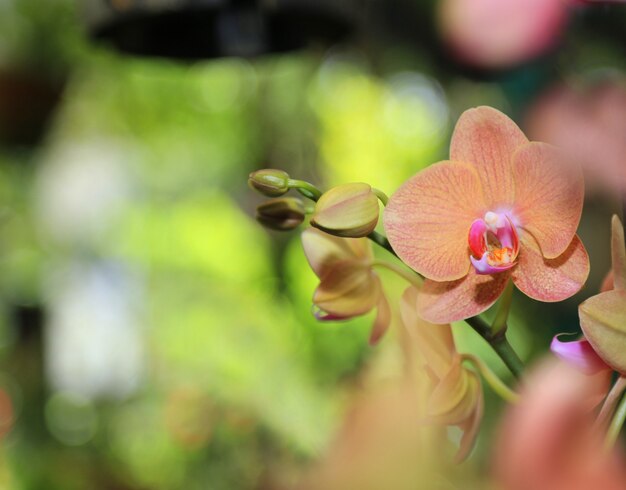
(417, 268, 510, 324)
(302, 228, 372, 278)
(550, 335, 609, 375)
(384, 161, 487, 281)
(512, 142, 584, 259)
(601, 270, 614, 293)
(512, 233, 589, 302)
(400, 287, 456, 378)
(450, 106, 527, 208)
(580, 289, 626, 375)
(314, 261, 380, 317)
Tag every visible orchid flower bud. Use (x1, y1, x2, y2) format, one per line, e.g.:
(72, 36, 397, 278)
(256, 197, 305, 231)
(311, 183, 380, 238)
(248, 169, 290, 197)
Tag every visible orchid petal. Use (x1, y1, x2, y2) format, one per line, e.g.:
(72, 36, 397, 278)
(302, 227, 372, 278)
(369, 293, 391, 346)
(384, 161, 486, 281)
(601, 270, 614, 293)
(579, 288, 626, 375)
(314, 261, 380, 317)
(550, 334, 609, 375)
(468, 218, 488, 258)
(455, 373, 483, 463)
(512, 142, 584, 259)
(610, 215, 626, 291)
(512, 233, 589, 302)
(417, 268, 510, 324)
(450, 106, 527, 208)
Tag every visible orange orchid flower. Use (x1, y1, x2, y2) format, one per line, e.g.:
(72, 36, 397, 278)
(384, 106, 589, 323)
(400, 286, 483, 462)
(302, 227, 391, 345)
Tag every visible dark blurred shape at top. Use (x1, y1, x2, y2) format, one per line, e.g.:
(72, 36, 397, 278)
(85, 0, 363, 60)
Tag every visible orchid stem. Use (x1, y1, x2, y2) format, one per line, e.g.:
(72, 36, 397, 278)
(372, 260, 423, 288)
(367, 231, 396, 256)
(461, 354, 520, 404)
(491, 280, 514, 336)
(605, 388, 626, 451)
(597, 376, 626, 433)
(288, 179, 323, 200)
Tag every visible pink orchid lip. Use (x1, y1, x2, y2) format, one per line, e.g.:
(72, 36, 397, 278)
(550, 333, 609, 375)
(468, 212, 519, 275)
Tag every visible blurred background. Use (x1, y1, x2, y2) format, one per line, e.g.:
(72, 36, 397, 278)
(0, 0, 624, 488)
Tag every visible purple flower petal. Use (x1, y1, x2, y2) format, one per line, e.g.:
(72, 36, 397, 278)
(550, 334, 609, 375)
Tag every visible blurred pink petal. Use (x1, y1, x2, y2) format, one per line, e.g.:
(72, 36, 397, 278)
(550, 334, 609, 374)
(494, 359, 622, 490)
(438, 0, 569, 69)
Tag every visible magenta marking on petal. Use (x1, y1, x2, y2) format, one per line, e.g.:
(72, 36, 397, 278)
(550, 333, 609, 375)
(312, 306, 350, 322)
(497, 215, 518, 252)
(470, 252, 516, 275)
(468, 219, 488, 258)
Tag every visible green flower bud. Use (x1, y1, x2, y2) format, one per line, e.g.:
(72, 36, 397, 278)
(248, 169, 290, 197)
(256, 197, 305, 231)
(311, 183, 380, 238)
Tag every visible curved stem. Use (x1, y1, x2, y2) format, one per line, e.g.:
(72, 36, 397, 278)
(288, 179, 323, 200)
(491, 280, 514, 336)
(371, 260, 423, 288)
(372, 188, 389, 206)
(596, 376, 626, 432)
(367, 231, 396, 256)
(461, 354, 520, 403)
(605, 388, 626, 451)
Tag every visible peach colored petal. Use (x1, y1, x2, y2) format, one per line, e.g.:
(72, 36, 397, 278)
(579, 289, 626, 375)
(400, 287, 455, 378)
(314, 262, 380, 317)
(302, 228, 371, 278)
(417, 268, 510, 324)
(512, 142, 584, 259)
(450, 106, 527, 208)
(384, 161, 487, 282)
(611, 215, 626, 291)
(511, 233, 589, 302)
(455, 372, 483, 463)
(428, 363, 476, 423)
(368, 294, 391, 346)
(601, 270, 614, 293)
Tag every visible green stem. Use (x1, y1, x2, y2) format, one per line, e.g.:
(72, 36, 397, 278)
(367, 231, 396, 256)
(371, 260, 423, 288)
(288, 179, 323, 200)
(605, 389, 626, 451)
(461, 354, 520, 403)
(491, 280, 514, 335)
(372, 188, 389, 206)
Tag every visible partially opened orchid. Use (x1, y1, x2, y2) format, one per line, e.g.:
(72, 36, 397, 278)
(384, 106, 590, 323)
(579, 215, 626, 374)
(400, 286, 483, 462)
(302, 227, 391, 345)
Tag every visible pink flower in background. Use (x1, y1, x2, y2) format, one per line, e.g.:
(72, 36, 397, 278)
(526, 78, 626, 194)
(384, 106, 589, 324)
(302, 227, 391, 345)
(438, 0, 569, 69)
(494, 359, 622, 490)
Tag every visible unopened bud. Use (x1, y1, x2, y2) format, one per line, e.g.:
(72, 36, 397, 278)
(256, 197, 306, 231)
(311, 183, 379, 238)
(248, 169, 290, 197)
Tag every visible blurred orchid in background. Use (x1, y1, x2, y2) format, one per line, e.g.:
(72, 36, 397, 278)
(384, 106, 589, 323)
(400, 286, 483, 462)
(301, 228, 391, 345)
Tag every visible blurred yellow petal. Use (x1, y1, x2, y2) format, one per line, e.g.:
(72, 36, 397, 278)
(302, 228, 372, 278)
